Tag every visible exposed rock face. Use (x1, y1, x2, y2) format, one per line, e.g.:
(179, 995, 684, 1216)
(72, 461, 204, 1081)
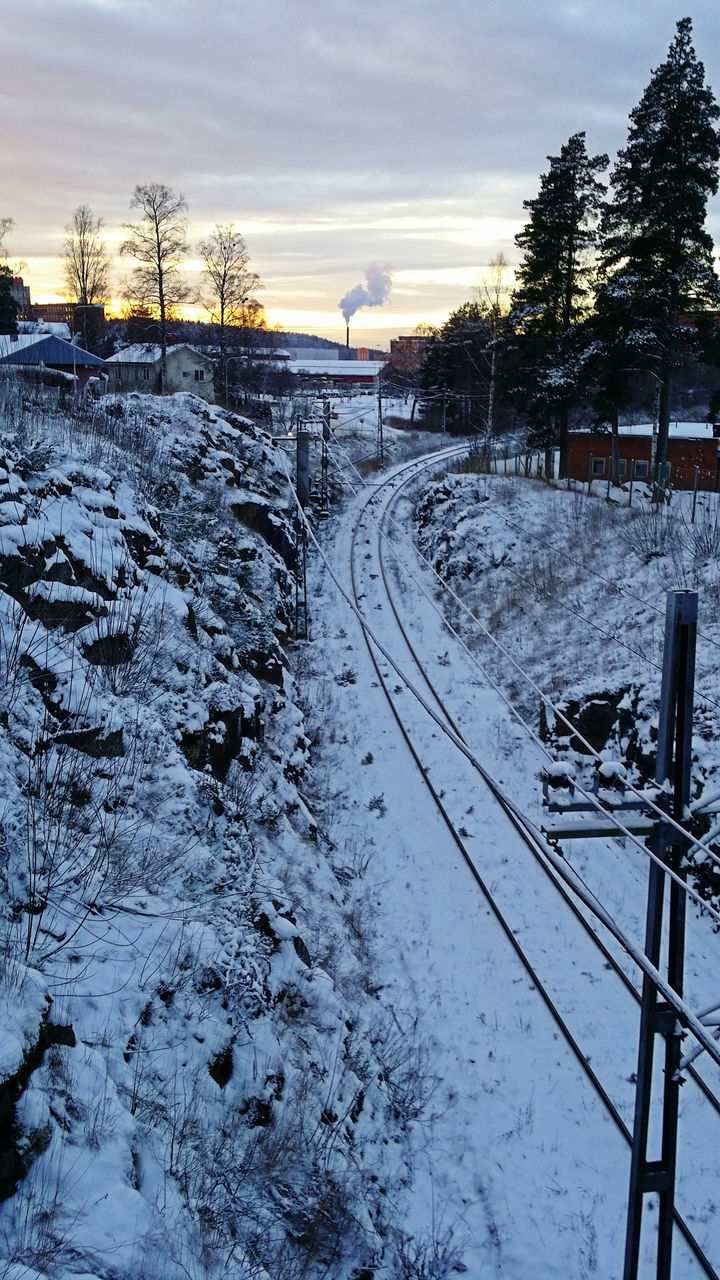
(0, 1006, 75, 1202)
(0, 397, 293, 799)
(0, 395, 300, 1214)
(0, 394, 409, 1280)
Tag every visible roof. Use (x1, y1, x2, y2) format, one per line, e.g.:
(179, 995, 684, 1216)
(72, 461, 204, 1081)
(106, 343, 161, 364)
(288, 359, 387, 376)
(107, 343, 215, 366)
(18, 320, 71, 340)
(0, 334, 106, 367)
(571, 421, 716, 441)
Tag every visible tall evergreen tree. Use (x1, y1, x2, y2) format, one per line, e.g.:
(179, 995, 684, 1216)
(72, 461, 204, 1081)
(509, 133, 607, 475)
(0, 266, 18, 335)
(596, 17, 720, 489)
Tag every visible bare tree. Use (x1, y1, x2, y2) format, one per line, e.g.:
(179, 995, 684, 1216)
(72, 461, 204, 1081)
(0, 217, 13, 263)
(198, 224, 262, 401)
(62, 205, 110, 305)
(473, 252, 512, 437)
(474, 252, 511, 324)
(120, 183, 191, 386)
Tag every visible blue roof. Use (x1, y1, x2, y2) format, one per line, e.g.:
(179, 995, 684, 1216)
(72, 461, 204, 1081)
(0, 335, 106, 368)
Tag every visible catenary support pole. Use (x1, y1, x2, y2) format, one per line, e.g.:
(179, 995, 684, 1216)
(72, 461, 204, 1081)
(377, 377, 384, 466)
(320, 399, 330, 514)
(623, 590, 697, 1280)
(294, 428, 310, 639)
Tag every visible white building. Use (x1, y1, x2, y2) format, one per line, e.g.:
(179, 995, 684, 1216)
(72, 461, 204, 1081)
(106, 344, 216, 402)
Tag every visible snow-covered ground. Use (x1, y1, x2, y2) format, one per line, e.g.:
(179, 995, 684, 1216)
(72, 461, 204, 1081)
(2, 381, 720, 1279)
(301, 443, 720, 1277)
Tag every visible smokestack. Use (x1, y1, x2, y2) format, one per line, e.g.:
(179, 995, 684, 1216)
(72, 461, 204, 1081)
(338, 264, 392, 348)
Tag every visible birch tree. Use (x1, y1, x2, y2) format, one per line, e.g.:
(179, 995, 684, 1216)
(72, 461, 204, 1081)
(198, 223, 262, 400)
(120, 183, 191, 386)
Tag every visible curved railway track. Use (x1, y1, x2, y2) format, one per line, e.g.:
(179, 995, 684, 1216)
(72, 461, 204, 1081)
(342, 447, 720, 1278)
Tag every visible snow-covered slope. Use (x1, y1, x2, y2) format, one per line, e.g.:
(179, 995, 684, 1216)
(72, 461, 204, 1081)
(414, 467, 720, 904)
(0, 390, 428, 1280)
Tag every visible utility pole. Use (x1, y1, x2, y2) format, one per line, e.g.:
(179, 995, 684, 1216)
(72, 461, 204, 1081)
(377, 376, 384, 466)
(623, 590, 697, 1280)
(320, 398, 330, 515)
(294, 426, 310, 640)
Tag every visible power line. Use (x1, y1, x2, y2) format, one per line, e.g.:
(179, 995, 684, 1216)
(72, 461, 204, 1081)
(282, 451, 720, 1046)
(322, 439, 720, 884)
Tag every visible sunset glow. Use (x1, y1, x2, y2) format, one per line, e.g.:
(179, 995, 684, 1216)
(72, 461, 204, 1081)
(5, 1, 719, 346)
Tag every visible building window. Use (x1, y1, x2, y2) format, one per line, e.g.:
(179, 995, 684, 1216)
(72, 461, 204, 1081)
(633, 459, 649, 479)
(194, 369, 204, 382)
(591, 456, 605, 477)
(143, 368, 149, 380)
(617, 459, 627, 478)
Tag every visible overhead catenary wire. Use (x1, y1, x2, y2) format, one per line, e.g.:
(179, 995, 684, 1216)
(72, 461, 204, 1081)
(484, 498, 720, 694)
(287, 444, 720, 919)
(321, 437, 720, 887)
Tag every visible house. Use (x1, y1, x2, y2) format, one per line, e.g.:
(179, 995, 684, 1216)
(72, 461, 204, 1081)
(105, 343, 215, 402)
(0, 333, 107, 388)
(567, 423, 720, 491)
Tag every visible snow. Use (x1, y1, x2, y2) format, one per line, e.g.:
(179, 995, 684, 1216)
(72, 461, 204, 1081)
(105, 344, 161, 364)
(287, 359, 388, 375)
(301, 428, 720, 1274)
(573, 420, 718, 439)
(1, 384, 719, 1277)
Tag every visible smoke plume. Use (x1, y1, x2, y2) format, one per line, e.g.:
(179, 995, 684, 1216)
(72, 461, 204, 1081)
(339, 263, 392, 323)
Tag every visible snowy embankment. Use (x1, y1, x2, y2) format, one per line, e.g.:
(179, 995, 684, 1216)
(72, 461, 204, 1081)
(4, 386, 720, 1279)
(302, 452, 720, 1278)
(413, 468, 720, 904)
(0, 390, 432, 1280)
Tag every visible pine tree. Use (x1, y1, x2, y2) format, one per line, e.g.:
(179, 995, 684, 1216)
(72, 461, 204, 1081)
(597, 17, 720, 489)
(510, 132, 607, 475)
(0, 266, 18, 335)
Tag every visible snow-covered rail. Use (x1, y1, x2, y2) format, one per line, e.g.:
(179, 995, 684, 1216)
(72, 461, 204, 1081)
(341, 449, 720, 1279)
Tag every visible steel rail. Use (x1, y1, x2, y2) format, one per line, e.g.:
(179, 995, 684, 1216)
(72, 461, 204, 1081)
(378, 466, 720, 1117)
(346, 449, 719, 1280)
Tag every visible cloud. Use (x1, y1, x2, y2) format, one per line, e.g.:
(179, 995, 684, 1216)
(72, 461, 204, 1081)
(4, 0, 720, 340)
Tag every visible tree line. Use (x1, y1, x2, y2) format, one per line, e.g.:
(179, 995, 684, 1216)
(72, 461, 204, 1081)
(0, 184, 263, 390)
(419, 18, 720, 492)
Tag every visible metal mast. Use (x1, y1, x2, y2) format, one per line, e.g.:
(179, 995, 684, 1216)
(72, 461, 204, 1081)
(623, 590, 697, 1280)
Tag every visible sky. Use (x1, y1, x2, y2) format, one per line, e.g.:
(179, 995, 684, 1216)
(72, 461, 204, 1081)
(5, 0, 720, 349)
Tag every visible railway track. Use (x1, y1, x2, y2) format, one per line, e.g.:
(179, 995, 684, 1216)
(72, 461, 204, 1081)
(341, 447, 720, 1278)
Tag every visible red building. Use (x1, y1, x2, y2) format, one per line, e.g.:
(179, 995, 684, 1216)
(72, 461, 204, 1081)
(567, 424, 720, 491)
(389, 334, 428, 375)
